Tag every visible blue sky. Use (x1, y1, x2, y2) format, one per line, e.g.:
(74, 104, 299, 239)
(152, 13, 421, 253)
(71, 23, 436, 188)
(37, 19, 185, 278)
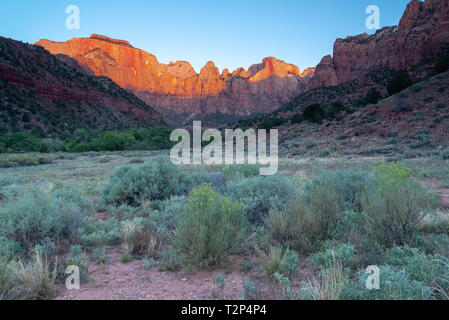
(0, 0, 411, 73)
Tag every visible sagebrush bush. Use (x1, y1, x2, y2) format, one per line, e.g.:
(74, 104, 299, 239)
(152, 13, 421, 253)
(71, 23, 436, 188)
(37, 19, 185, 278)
(300, 261, 348, 300)
(222, 164, 259, 180)
(0, 188, 91, 252)
(81, 217, 120, 248)
(310, 243, 356, 268)
(362, 162, 436, 246)
(343, 265, 433, 300)
(264, 246, 299, 278)
(304, 170, 374, 214)
(176, 184, 248, 268)
(65, 245, 89, 280)
(225, 174, 294, 224)
(440, 148, 449, 160)
(151, 196, 187, 232)
(100, 156, 189, 206)
(121, 217, 160, 258)
(12, 247, 58, 300)
(385, 246, 449, 299)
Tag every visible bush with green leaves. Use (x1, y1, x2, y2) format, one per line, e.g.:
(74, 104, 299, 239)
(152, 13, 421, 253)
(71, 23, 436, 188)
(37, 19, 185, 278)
(343, 265, 433, 300)
(310, 243, 356, 268)
(264, 246, 300, 278)
(100, 156, 189, 206)
(384, 246, 449, 299)
(81, 217, 121, 248)
(325, 102, 346, 120)
(225, 174, 294, 225)
(290, 113, 303, 124)
(440, 148, 449, 160)
(365, 88, 382, 104)
(0, 188, 92, 252)
(176, 184, 248, 268)
(303, 170, 374, 213)
(65, 245, 89, 280)
(434, 55, 449, 74)
(302, 104, 325, 123)
(222, 164, 259, 180)
(362, 162, 436, 246)
(150, 196, 187, 233)
(387, 71, 413, 95)
(120, 217, 160, 258)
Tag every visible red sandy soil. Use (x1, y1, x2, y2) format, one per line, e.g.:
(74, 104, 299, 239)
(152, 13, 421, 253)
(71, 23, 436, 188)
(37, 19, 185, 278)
(57, 246, 246, 300)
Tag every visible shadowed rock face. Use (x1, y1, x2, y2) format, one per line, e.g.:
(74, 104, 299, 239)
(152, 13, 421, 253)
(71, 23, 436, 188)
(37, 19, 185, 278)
(310, 0, 449, 88)
(35, 36, 314, 121)
(0, 36, 164, 133)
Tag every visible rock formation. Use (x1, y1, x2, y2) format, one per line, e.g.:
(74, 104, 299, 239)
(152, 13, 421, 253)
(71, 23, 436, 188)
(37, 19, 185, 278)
(35, 36, 314, 122)
(310, 0, 449, 88)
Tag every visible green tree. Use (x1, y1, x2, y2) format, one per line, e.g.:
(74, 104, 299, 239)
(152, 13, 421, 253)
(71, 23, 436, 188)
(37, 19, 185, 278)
(387, 71, 413, 96)
(366, 88, 382, 104)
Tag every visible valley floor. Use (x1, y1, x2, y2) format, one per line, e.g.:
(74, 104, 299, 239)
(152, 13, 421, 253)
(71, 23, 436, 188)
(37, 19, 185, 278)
(1, 151, 448, 300)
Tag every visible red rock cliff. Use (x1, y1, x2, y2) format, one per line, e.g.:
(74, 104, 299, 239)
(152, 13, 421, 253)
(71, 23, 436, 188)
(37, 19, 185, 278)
(310, 0, 449, 88)
(35, 35, 313, 120)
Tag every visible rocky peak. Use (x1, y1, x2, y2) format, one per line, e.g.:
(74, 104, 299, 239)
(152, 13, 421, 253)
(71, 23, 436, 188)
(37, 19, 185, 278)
(310, 0, 449, 88)
(161, 61, 196, 79)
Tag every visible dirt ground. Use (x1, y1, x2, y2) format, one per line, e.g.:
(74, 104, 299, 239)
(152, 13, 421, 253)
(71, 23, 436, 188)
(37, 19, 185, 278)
(57, 246, 247, 300)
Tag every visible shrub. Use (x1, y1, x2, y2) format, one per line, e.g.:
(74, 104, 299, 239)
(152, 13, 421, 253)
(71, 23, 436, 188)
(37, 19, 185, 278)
(0, 189, 90, 252)
(387, 71, 413, 95)
(310, 243, 356, 268)
(120, 218, 160, 258)
(222, 164, 259, 180)
(176, 184, 248, 268)
(12, 247, 58, 300)
(0, 176, 24, 187)
(366, 88, 381, 104)
(100, 156, 189, 206)
(225, 175, 294, 225)
(151, 196, 187, 232)
(325, 102, 346, 120)
(291, 113, 303, 124)
(264, 246, 299, 278)
(303, 104, 325, 123)
(65, 245, 89, 280)
(440, 148, 449, 160)
(81, 218, 121, 248)
(362, 162, 436, 246)
(300, 261, 348, 300)
(343, 265, 433, 300)
(385, 246, 449, 299)
(304, 170, 374, 213)
(434, 55, 449, 74)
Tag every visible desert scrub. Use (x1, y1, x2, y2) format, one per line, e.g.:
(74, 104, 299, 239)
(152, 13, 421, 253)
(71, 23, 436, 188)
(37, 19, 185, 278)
(362, 162, 437, 246)
(384, 246, 449, 299)
(65, 245, 89, 280)
(264, 246, 299, 278)
(222, 164, 259, 180)
(11, 247, 58, 300)
(176, 184, 248, 268)
(100, 156, 189, 206)
(300, 261, 348, 300)
(81, 218, 120, 248)
(310, 243, 356, 269)
(225, 174, 294, 225)
(0, 188, 92, 252)
(120, 217, 160, 258)
(150, 195, 187, 233)
(343, 265, 433, 300)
